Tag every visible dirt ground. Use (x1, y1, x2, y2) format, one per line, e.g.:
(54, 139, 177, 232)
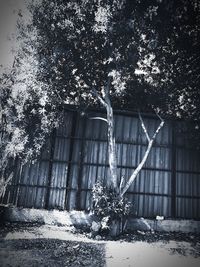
(0, 222, 200, 267)
(0, 238, 105, 267)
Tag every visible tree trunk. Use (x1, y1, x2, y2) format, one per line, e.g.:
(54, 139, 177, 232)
(90, 87, 119, 192)
(92, 87, 164, 197)
(106, 104, 118, 193)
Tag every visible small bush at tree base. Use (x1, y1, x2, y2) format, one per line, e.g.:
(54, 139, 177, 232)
(91, 181, 133, 234)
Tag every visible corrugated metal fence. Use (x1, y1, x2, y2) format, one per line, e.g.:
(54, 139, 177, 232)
(2, 109, 200, 219)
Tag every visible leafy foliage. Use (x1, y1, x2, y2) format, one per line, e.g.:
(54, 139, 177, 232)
(30, 0, 165, 109)
(92, 181, 133, 219)
(0, 15, 61, 192)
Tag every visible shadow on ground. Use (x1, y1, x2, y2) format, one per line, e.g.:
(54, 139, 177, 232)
(0, 238, 106, 267)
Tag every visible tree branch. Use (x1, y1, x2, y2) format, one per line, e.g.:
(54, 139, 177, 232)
(152, 120, 164, 140)
(155, 111, 164, 123)
(91, 87, 107, 107)
(138, 111, 150, 142)
(120, 114, 165, 197)
(119, 175, 125, 194)
(153, 112, 164, 140)
(104, 77, 111, 104)
(89, 117, 108, 123)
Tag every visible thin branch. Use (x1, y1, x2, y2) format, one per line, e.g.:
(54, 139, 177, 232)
(119, 175, 125, 193)
(104, 76, 111, 96)
(89, 117, 108, 123)
(155, 111, 164, 123)
(138, 111, 150, 142)
(152, 119, 164, 140)
(91, 87, 107, 107)
(152, 112, 164, 140)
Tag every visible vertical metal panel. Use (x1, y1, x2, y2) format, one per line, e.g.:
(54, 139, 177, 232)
(120, 144, 138, 167)
(137, 170, 171, 195)
(35, 188, 46, 208)
(7, 159, 20, 205)
(98, 141, 108, 164)
(46, 111, 72, 209)
(56, 111, 73, 137)
(171, 121, 177, 218)
(4, 110, 200, 219)
(50, 163, 68, 188)
(81, 165, 97, 189)
(17, 186, 26, 207)
(37, 161, 49, 186)
(83, 141, 99, 164)
(114, 114, 139, 143)
(83, 140, 108, 165)
(143, 147, 171, 169)
(12, 160, 49, 209)
(45, 129, 56, 209)
(76, 116, 87, 209)
(71, 140, 82, 162)
(80, 191, 87, 210)
(64, 111, 78, 210)
(13, 164, 23, 206)
(176, 148, 200, 172)
(85, 191, 92, 211)
(84, 116, 101, 139)
(68, 164, 79, 189)
(48, 163, 68, 209)
(114, 115, 125, 141)
(40, 138, 51, 160)
(53, 138, 70, 161)
(133, 194, 171, 218)
(67, 190, 77, 210)
(74, 115, 85, 138)
(174, 119, 200, 219)
(176, 173, 200, 218)
(176, 197, 194, 218)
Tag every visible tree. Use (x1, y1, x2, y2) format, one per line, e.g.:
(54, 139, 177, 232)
(0, 14, 60, 198)
(1, 0, 200, 202)
(28, 0, 166, 196)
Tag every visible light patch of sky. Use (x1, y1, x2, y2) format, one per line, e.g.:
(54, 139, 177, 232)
(0, 0, 31, 72)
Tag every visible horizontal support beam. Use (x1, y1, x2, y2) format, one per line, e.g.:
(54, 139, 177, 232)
(39, 159, 172, 172)
(33, 159, 200, 175)
(54, 135, 172, 149)
(52, 134, 200, 152)
(7, 184, 200, 200)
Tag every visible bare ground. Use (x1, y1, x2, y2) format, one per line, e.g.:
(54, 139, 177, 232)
(0, 222, 200, 267)
(0, 238, 105, 267)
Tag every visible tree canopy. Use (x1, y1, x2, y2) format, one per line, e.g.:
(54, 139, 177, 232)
(25, 0, 199, 120)
(30, 0, 160, 109)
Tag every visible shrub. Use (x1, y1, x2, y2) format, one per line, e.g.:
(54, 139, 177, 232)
(91, 181, 133, 220)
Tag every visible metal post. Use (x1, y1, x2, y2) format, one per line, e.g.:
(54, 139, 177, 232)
(45, 128, 56, 210)
(171, 121, 177, 218)
(76, 116, 87, 210)
(64, 111, 77, 210)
